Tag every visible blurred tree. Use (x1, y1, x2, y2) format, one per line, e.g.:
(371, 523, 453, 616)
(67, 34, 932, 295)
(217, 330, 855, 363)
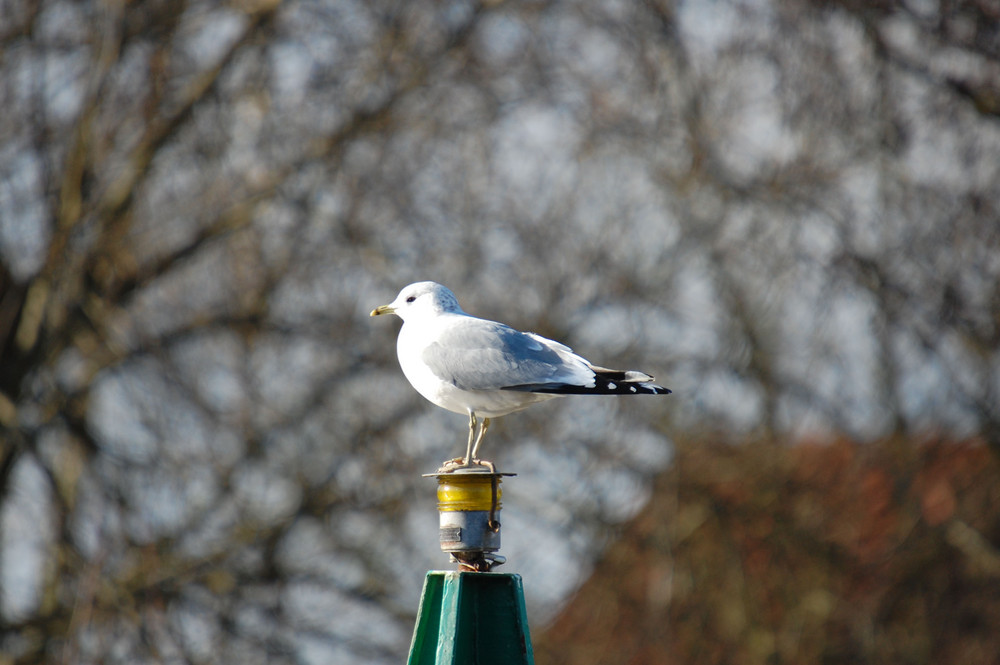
(0, 0, 998, 663)
(534, 436, 1000, 665)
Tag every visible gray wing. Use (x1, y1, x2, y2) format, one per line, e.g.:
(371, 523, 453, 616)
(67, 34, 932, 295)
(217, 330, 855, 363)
(421, 319, 593, 391)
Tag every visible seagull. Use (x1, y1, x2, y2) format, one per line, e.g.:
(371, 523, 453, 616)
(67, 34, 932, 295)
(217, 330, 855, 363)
(371, 281, 671, 470)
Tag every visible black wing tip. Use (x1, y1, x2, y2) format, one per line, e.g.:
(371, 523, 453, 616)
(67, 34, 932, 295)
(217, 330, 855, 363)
(501, 367, 672, 395)
(592, 370, 671, 395)
(502, 381, 672, 396)
(620, 383, 672, 395)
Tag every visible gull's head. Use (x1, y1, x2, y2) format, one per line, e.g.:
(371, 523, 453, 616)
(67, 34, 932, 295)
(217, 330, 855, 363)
(370, 281, 464, 322)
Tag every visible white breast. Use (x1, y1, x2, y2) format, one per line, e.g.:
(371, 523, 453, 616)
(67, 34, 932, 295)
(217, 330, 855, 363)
(396, 320, 456, 411)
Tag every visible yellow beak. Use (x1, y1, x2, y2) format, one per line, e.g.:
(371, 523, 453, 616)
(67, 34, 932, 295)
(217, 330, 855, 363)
(370, 304, 395, 317)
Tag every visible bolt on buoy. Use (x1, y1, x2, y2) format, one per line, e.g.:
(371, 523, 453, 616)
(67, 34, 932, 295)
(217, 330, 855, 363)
(425, 464, 515, 572)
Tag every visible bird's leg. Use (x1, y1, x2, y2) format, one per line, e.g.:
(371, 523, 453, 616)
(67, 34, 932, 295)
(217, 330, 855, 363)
(442, 413, 484, 471)
(470, 417, 490, 464)
(472, 417, 495, 473)
(472, 418, 497, 472)
(461, 412, 478, 466)
(464, 418, 496, 473)
(439, 413, 495, 472)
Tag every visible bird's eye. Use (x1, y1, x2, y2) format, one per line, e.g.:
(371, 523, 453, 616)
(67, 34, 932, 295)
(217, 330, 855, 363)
(406, 296, 416, 303)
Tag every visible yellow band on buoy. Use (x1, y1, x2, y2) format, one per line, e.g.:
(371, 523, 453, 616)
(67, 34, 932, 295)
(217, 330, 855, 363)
(437, 474, 502, 512)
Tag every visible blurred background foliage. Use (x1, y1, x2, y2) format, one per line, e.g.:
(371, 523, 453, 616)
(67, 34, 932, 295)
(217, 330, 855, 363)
(1, 0, 998, 663)
(535, 436, 1000, 664)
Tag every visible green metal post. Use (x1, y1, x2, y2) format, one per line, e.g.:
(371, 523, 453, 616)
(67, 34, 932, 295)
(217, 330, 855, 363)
(407, 571, 535, 665)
